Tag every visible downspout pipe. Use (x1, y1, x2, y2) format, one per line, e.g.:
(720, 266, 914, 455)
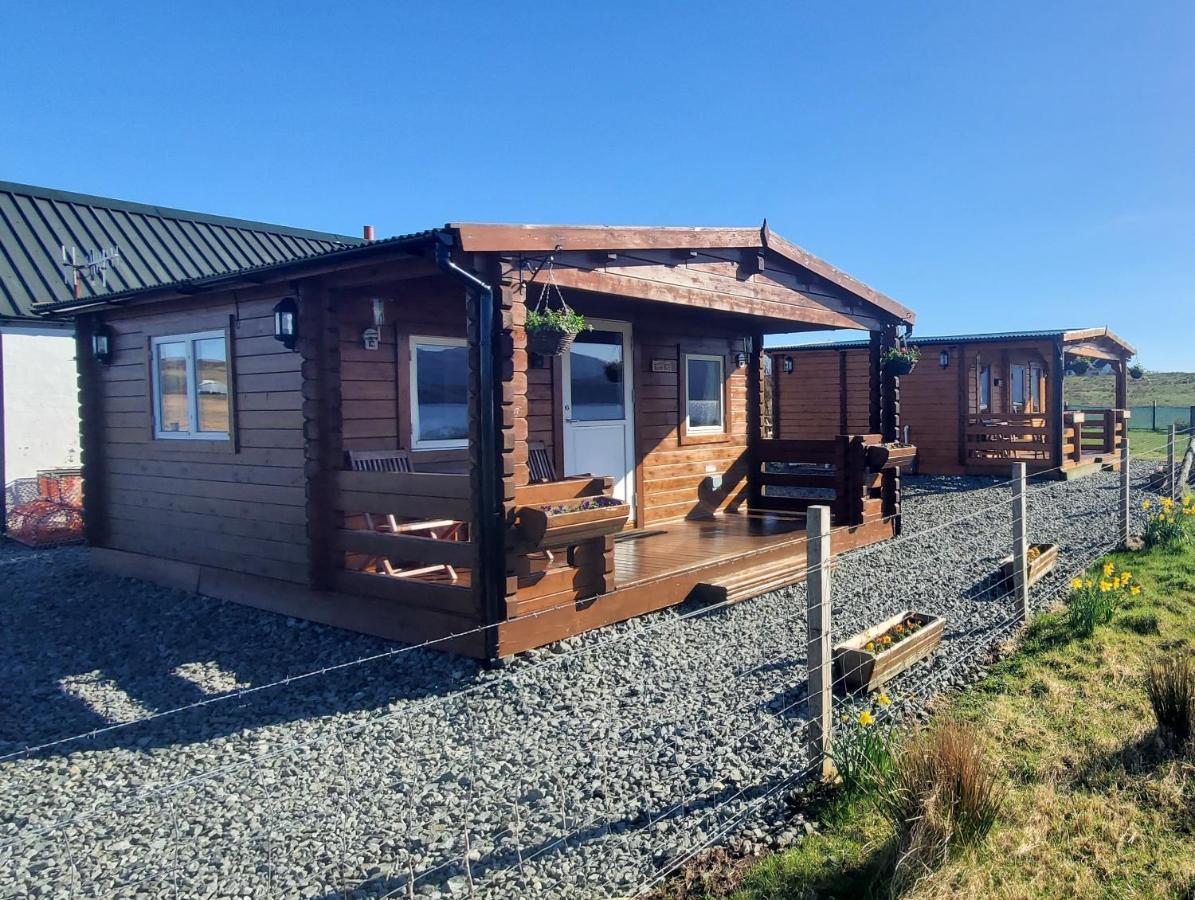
(434, 233, 504, 661)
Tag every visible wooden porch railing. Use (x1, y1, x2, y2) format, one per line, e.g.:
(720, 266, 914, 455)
(964, 413, 1051, 466)
(329, 469, 478, 614)
(1064, 408, 1127, 466)
(505, 476, 616, 619)
(752, 435, 891, 526)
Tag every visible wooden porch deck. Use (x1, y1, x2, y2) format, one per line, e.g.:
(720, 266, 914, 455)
(495, 510, 894, 656)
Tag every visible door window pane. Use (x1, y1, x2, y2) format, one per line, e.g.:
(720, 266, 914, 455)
(686, 355, 724, 431)
(1030, 365, 1043, 412)
(978, 364, 991, 412)
(569, 330, 624, 422)
(414, 341, 469, 444)
(1011, 365, 1027, 413)
(195, 337, 230, 433)
(156, 342, 190, 433)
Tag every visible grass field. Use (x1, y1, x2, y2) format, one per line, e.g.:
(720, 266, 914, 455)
(692, 540, 1195, 899)
(1065, 371, 1195, 408)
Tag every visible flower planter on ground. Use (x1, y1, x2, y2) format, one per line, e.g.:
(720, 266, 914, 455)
(997, 542, 1059, 589)
(833, 610, 944, 695)
(515, 496, 630, 550)
(865, 442, 918, 472)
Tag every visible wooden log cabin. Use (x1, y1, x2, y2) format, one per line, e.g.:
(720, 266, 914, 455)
(44, 222, 917, 659)
(769, 329, 1136, 478)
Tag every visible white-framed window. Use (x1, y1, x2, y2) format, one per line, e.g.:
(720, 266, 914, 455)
(150, 331, 231, 440)
(410, 336, 469, 449)
(684, 353, 725, 434)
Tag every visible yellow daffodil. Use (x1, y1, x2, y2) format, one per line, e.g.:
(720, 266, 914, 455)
(1130, 585, 1142, 596)
(865, 641, 876, 653)
(1100, 580, 1113, 592)
(1071, 578, 1084, 590)
(1142, 499, 1152, 510)
(878, 693, 892, 707)
(1085, 579, 1095, 589)
(858, 710, 875, 726)
(1103, 562, 1115, 577)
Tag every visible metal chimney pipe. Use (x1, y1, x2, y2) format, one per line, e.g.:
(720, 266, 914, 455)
(363, 225, 375, 240)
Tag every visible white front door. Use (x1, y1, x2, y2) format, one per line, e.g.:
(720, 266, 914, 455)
(562, 320, 635, 516)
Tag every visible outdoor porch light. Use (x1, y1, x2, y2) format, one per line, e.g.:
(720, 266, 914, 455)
(783, 355, 794, 374)
(91, 324, 113, 365)
(273, 297, 299, 350)
(939, 350, 950, 369)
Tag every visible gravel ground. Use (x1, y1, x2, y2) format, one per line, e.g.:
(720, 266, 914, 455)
(0, 463, 1163, 899)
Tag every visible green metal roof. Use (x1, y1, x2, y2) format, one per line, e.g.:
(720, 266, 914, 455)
(0, 180, 361, 322)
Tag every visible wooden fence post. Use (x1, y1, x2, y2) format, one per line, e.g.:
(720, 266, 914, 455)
(1168, 424, 1177, 501)
(806, 504, 833, 780)
(1120, 436, 1131, 548)
(1011, 462, 1029, 623)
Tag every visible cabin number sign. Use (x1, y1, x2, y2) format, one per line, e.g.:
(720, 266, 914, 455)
(650, 358, 677, 373)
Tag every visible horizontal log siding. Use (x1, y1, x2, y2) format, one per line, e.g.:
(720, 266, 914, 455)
(776, 349, 843, 440)
(897, 345, 962, 474)
(634, 331, 750, 525)
(336, 284, 469, 473)
(93, 291, 309, 583)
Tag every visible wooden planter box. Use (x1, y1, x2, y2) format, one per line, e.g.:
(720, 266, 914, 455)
(865, 443, 918, 472)
(833, 610, 944, 695)
(998, 542, 1059, 589)
(515, 497, 630, 550)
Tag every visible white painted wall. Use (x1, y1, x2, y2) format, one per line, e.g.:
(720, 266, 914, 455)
(2, 331, 81, 483)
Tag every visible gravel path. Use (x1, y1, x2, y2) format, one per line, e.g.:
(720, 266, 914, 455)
(0, 464, 1162, 898)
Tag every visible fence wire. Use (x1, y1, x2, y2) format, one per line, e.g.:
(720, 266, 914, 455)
(0, 448, 1179, 898)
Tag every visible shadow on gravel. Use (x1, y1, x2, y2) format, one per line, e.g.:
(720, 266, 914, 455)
(0, 542, 476, 761)
(310, 772, 800, 900)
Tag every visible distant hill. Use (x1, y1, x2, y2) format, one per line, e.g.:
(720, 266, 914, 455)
(1064, 371, 1195, 407)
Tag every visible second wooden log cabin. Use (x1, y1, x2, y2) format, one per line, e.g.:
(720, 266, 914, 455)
(45, 221, 918, 660)
(768, 329, 1136, 478)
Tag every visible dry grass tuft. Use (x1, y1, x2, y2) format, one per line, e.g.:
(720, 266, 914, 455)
(874, 719, 1004, 888)
(1147, 654, 1195, 749)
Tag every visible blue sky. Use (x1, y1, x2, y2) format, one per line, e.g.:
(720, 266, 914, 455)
(3, 2, 1192, 367)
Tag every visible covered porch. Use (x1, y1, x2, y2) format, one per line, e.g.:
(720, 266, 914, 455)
(319, 224, 916, 658)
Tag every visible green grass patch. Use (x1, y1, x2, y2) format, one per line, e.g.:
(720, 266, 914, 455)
(705, 542, 1195, 900)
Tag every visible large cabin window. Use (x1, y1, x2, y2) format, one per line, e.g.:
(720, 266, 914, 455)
(410, 336, 469, 449)
(684, 353, 725, 434)
(150, 331, 230, 440)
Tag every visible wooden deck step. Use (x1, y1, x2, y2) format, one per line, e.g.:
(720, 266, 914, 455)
(694, 554, 808, 605)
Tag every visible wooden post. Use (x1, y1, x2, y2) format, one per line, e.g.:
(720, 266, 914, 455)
(868, 332, 881, 434)
(1011, 462, 1029, 623)
(1120, 436, 1131, 548)
(1168, 424, 1177, 501)
(806, 504, 833, 780)
(746, 334, 763, 510)
(298, 280, 342, 590)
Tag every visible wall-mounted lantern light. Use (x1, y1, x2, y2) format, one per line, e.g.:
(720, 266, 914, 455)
(734, 351, 748, 368)
(273, 297, 299, 350)
(939, 350, 950, 369)
(783, 355, 794, 374)
(91, 324, 113, 365)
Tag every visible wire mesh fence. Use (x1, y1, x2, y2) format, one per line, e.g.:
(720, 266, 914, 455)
(0, 439, 1180, 898)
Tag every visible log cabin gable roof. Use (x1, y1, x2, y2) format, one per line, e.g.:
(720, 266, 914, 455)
(39, 221, 915, 332)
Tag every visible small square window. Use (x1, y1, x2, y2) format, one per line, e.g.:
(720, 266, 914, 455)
(151, 331, 230, 440)
(410, 336, 469, 449)
(685, 354, 725, 434)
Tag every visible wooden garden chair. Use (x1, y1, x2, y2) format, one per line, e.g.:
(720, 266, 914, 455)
(346, 449, 463, 581)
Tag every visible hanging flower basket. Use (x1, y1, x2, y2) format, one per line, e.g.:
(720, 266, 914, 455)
(880, 345, 920, 377)
(525, 262, 589, 357)
(1067, 357, 1091, 376)
(1129, 364, 1144, 380)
